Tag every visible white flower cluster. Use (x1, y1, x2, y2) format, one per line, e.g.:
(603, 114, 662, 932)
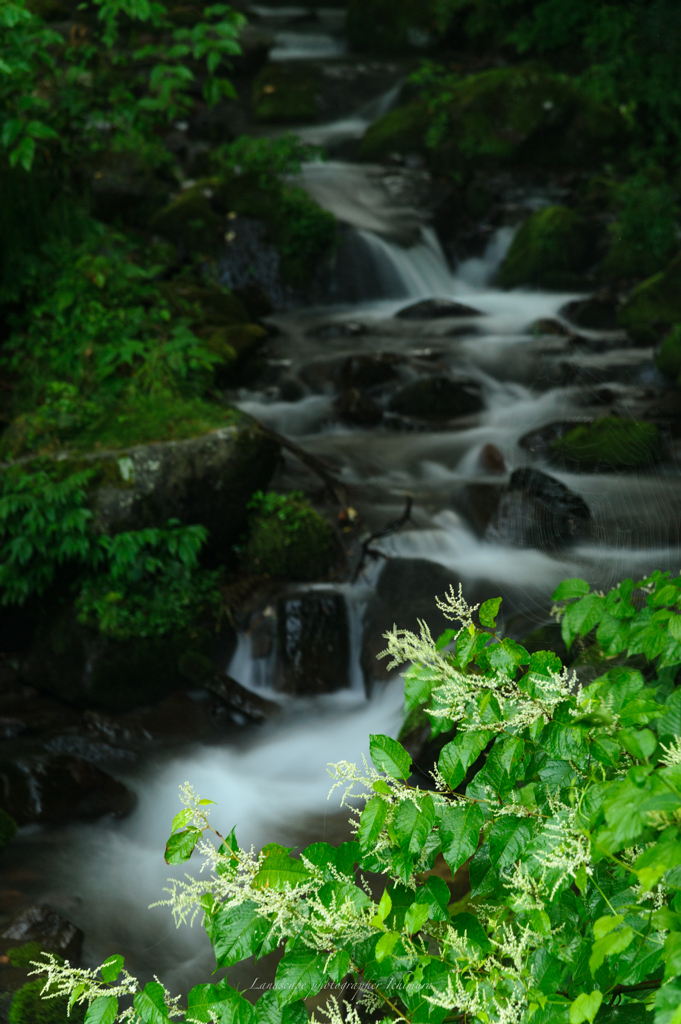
(28, 954, 147, 1023)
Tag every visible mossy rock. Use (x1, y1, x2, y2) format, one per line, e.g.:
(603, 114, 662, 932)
(159, 279, 251, 327)
(346, 0, 437, 54)
(204, 324, 267, 363)
(243, 501, 339, 580)
(150, 186, 225, 256)
(618, 251, 681, 329)
(358, 102, 430, 161)
(7, 944, 45, 969)
(252, 65, 322, 123)
(9, 980, 86, 1024)
(0, 808, 17, 851)
(417, 65, 629, 175)
(552, 417, 662, 470)
(656, 325, 681, 381)
(497, 206, 594, 290)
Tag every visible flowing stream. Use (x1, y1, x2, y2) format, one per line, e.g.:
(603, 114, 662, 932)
(4, 2, 681, 1001)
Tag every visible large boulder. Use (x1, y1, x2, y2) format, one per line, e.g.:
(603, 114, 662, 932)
(241, 496, 342, 581)
(395, 298, 482, 319)
(0, 754, 135, 825)
(1, 906, 83, 962)
(388, 376, 483, 420)
(618, 251, 681, 330)
(56, 415, 280, 558)
(486, 468, 591, 549)
(275, 591, 349, 695)
(560, 294, 620, 330)
(497, 206, 595, 290)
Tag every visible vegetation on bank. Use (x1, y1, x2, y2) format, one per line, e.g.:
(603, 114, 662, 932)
(30, 572, 681, 1024)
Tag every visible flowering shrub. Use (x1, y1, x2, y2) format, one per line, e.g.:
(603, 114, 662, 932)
(33, 572, 681, 1024)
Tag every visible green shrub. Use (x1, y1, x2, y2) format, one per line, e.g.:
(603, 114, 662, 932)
(37, 569, 681, 1024)
(602, 171, 679, 280)
(9, 980, 85, 1024)
(497, 205, 593, 289)
(552, 416, 662, 469)
(656, 324, 681, 381)
(0, 808, 17, 850)
(241, 491, 337, 580)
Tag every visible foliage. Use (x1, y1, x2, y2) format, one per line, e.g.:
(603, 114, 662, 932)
(656, 325, 681, 383)
(429, 0, 681, 164)
(9, 978, 86, 1024)
(38, 572, 681, 1024)
(240, 490, 336, 579)
(212, 134, 322, 191)
(7, 943, 46, 969)
(552, 417, 662, 470)
(76, 520, 221, 638)
(497, 206, 593, 290)
(251, 65, 322, 124)
(603, 171, 679, 280)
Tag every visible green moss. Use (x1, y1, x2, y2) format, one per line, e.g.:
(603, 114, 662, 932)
(252, 65, 322, 123)
(497, 206, 593, 289)
(656, 324, 681, 381)
(242, 493, 338, 580)
(618, 251, 681, 329)
(552, 417, 662, 470)
(9, 980, 86, 1024)
(149, 188, 224, 256)
(7, 943, 45, 969)
(358, 103, 430, 161)
(0, 808, 17, 850)
(346, 0, 437, 54)
(69, 395, 238, 452)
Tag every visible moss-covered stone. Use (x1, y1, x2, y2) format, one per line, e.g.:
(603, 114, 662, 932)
(159, 280, 251, 326)
(552, 417, 662, 470)
(346, 0, 437, 54)
(204, 324, 267, 363)
(7, 944, 45, 969)
(150, 186, 225, 256)
(252, 64, 322, 123)
(656, 325, 681, 381)
(9, 980, 86, 1024)
(618, 251, 681, 329)
(358, 102, 430, 161)
(0, 808, 17, 851)
(497, 206, 594, 290)
(243, 499, 339, 580)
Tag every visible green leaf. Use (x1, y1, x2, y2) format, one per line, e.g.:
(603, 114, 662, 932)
(369, 734, 412, 780)
(415, 876, 451, 922)
(440, 803, 484, 873)
(274, 949, 326, 1005)
(479, 597, 502, 627)
(374, 889, 392, 925)
(489, 816, 533, 873)
(134, 982, 171, 1023)
(590, 926, 634, 975)
(357, 797, 388, 848)
(100, 954, 124, 983)
(206, 901, 269, 969)
(188, 982, 257, 1024)
(393, 794, 435, 854)
(253, 846, 311, 889)
(655, 979, 681, 1024)
(85, 997, 118, 1024)
(164, 826, 202, 864)
(618, 728, 657, 761)
(435, 629, 457, 651)
(664, 931, 681, 982)
(438, 731, 489, 789)
(375, 931, 400, 962)
(404, 902, 430, 935)
(326, 950, 350, 983)
(570, 991, 603, 1024)
(170, 807, 193, 833)
(256, 992, 308, 1024)
(553, 578, 591, 600)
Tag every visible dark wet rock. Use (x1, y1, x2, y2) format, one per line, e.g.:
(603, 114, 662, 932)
(358, 102, 430, 162)
(90, 152, 171, 228)
(275, 591, 349, 695)
(395, 298, 482, 320)
(460, 483, 504, 536)
(336, 353, 400, 390)
(232, 282, 274, 320)
(307, 321, 368, 340)
(125, 689, 237, 743)
(206, 675, 279, 723)
(479, 443, 505, 473)
(519, 420, 593, 460)
(388, 376, 484, 420)
(527, 318, 572, 337)
(250, 616, 274, 659)
(0, 754, 135, 825)
(361, 559, 461, 690)
(22, 606, 232, 713)
(486, 468, 591, 549)
(560, 293, 619, 330)
(333, 389, 383, 426)
(252, 64, 322, 123)
(1, 905, 84, 962)
(518, 622, 570, 664)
